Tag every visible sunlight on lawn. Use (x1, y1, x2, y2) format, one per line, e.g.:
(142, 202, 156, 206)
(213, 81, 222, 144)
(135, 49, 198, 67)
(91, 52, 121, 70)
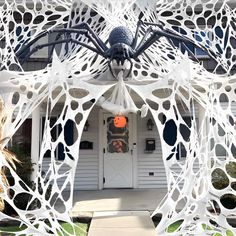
(0, 222, 89, 236)
(167, 221, 235, 236)
(58, 222, 88, 236)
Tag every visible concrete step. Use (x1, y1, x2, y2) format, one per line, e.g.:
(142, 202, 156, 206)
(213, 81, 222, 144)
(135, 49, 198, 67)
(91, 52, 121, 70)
(88, 211, 156, 236)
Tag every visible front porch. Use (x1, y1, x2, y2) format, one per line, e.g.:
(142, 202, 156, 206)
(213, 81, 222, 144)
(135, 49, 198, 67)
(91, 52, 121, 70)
(69, 189, 168, 216)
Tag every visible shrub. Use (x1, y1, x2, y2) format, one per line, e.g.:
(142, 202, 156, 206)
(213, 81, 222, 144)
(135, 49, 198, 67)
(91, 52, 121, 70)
(5, 145, 34, 212)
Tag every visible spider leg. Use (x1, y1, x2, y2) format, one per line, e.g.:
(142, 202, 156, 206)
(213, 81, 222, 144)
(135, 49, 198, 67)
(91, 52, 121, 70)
(17, 29, 107, 64)
(126, 58, 133, 78)
(180, 42, 199, 62)
(71, 22, 108, 51)
(19, 38, 106, 64)
(138, 21, 164, 29)
(133, 28, 215, 59)
(107, 48, 119, 78)
(16, 31, 49, 58)
(108, 60, 116, 78)
(48, 32, 64, 62)
(161, 33, 199, 62)
(132, 20, 143, 49)
(52, 29, 105, 56)
(16, 26, 107, 61)
(132, 20, 164, 49)
(135, 27, 153, 52)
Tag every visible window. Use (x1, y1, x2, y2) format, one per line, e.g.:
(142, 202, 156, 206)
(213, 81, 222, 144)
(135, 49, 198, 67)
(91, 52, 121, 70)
(172, 26, 212, 58)
(41, 117, 58, 158)
(176, 116, 192, 159)
(40, 117, 74, 160)
(15, 26, 49, 59)
(163, 117, 190, 161)
(11, 118, 32, 156)
(107, 117, 129, 153)
(30, 30, 49, 59)
(15, 26, 31, 59)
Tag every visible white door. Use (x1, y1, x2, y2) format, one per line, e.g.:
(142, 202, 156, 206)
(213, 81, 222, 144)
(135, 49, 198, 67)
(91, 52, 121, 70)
(103, 114, 133, 188)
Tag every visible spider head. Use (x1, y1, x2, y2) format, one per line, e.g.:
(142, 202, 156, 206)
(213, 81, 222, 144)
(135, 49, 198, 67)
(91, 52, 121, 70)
(108, 26, 134, 46)
(107, 26, 134, 79)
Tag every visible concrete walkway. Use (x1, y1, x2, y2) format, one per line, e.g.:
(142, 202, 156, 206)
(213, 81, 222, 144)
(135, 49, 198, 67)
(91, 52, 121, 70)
(88, 211, 157, 236)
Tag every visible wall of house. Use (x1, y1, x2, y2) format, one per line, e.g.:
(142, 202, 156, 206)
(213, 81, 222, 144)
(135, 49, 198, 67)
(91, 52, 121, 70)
(12, 95, 203, 191)
(15, 23, 235, 191)
(39, 106, 99, 190)
(74, 107, 99, 190)
(136, 114, 167, 188)
(73, 108, 168, 190)
(40, 104, 201, 190)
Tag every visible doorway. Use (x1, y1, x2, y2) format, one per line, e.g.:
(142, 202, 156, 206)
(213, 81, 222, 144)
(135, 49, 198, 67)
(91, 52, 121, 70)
(103, 114, 133, 188)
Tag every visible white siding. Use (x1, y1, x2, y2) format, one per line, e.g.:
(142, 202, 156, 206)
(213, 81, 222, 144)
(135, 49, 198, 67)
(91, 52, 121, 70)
(40, 102, 203, 190)
(41, 107, 100, 190)
(74, 107, 99, 190)
(137, 115, 167, 188)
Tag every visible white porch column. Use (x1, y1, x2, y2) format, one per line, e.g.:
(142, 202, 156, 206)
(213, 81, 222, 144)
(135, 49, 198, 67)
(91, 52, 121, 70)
(31, 106, 40, 180)
(198, 103, 209, 156)
(198, 103, 207, 137)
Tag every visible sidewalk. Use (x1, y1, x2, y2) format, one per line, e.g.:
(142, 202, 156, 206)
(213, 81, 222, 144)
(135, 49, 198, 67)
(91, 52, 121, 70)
(88, 211, 157, 236)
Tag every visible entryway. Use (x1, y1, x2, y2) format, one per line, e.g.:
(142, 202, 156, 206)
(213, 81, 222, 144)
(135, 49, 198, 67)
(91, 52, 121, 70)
(103, 114, 134, 188)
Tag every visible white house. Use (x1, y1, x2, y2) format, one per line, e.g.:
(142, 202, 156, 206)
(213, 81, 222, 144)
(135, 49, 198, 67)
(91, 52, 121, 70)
(6, 1, 235, 192)
(11, 92, 207, 190)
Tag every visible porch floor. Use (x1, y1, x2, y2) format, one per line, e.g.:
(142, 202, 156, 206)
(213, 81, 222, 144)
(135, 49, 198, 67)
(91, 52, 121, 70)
(70, 188, 167, 217)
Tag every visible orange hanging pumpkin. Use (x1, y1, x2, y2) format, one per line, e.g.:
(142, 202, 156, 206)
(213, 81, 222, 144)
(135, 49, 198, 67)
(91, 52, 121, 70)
(114, 116, 126, 128)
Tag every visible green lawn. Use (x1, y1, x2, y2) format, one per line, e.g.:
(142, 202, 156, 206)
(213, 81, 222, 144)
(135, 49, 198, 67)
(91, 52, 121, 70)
(166, 221, 235, 236)
(58, 222, 89, 236)
(0, 221, 89, 236)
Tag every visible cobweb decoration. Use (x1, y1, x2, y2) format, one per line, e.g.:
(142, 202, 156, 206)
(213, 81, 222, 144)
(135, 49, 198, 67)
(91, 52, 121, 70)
(0, 0, 235, 235)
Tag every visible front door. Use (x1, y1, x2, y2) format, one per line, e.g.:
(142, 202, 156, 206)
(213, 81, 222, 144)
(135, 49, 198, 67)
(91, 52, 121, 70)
(103, 114, 133, 188)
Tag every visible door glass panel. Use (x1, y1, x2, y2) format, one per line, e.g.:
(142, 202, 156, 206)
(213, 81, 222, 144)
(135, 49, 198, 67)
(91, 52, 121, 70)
(107, 117, 129, 153)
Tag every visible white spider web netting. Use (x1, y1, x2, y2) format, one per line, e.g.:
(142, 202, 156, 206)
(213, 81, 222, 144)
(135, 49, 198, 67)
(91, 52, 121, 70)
(0, 0, 235, 235)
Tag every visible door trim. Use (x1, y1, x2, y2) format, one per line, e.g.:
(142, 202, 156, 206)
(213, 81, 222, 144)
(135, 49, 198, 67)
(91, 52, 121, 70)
(98, 109, 104, 190)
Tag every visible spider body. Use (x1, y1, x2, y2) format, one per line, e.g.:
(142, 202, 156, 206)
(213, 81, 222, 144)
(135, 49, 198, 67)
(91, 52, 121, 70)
(106, 43, 135, 65)
(106, 26, 135, 65)
(108, 26, 134, 46)
(16, 21, 212, 78)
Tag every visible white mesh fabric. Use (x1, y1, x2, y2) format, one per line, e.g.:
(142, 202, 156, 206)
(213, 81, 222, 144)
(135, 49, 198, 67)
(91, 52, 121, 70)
(0, 0, 235, 235)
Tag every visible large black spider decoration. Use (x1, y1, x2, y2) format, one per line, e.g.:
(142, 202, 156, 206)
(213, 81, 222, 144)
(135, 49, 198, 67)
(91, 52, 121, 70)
(16, 20, 213, 78)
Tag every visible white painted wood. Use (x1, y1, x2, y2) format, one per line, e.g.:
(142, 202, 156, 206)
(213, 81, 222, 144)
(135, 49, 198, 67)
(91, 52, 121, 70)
(132, 113, 138, 188)
(31, 106, 40, 180)
(98, 109, 104, 190)
(104, 156, 133, 188)
(40, 107, 100, 190)
(136, 114, 167, 189)
(40, 102, 204, 190)
(103, 114, 133, 188)
(74, 107, 99, 190)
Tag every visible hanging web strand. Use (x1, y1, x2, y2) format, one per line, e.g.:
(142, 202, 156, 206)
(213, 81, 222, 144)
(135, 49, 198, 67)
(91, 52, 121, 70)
(97, 71, 148, 116)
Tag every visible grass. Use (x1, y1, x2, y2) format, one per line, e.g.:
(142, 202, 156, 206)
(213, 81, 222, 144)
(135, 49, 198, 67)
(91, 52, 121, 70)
(0, 224, 27, 233)
(166, 220, 183, 233)
(58, 222, 89, 236)
(0, 221, 89, 236)
(166, 221, 235, 235)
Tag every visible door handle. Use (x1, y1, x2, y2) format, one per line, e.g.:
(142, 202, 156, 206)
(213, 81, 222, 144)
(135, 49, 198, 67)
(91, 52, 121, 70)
(131, 149, 133, 155)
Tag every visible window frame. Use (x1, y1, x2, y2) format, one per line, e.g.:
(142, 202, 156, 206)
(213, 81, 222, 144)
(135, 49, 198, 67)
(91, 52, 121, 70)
(172, 25, 213, 59)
